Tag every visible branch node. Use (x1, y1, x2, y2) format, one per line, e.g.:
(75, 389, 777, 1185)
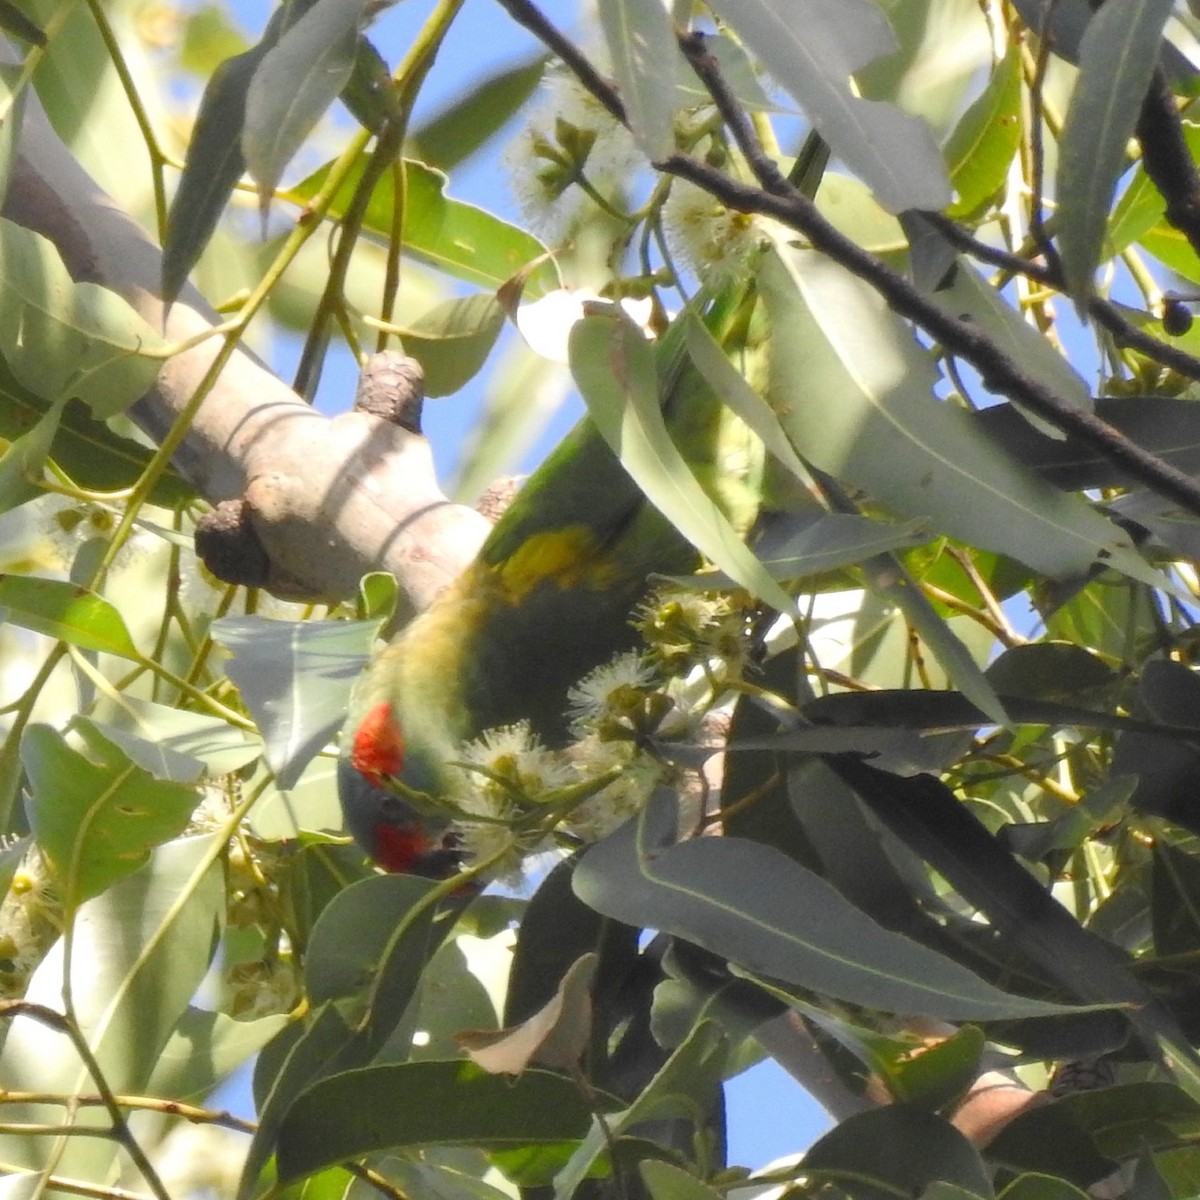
(353, 351, 425, 433)
(194, 499, 272, 589)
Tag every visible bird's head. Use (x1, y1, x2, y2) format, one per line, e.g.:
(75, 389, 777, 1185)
(339, 700, 464, 878)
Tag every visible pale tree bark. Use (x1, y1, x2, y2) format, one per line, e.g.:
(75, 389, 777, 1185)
(4, 95, 490, 616)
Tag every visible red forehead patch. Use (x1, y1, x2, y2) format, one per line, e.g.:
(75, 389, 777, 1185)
(350, 701, 405, 785)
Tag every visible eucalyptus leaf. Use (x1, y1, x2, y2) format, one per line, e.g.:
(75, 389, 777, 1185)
(287, 156, 555, 291)
(243, 0, 371, 210)
(943, 46, 1021, 217)
(761, 247, 1166, 589)
(211, 615, 380, 790)
(0, 838, 222, 1178)
(569, 308, 798, 618)
(0, 219, 166, 415)
(22, 722, 200, 908)
(0, 574, 140, 658)
(163, 24, 278, 304)
(707, 0, 951, 212)
(574, 790, 1094, 1021)
(393, 293, 504, 397)
(599, 0, 680, 160)
(1056, 0, 1175, 301)
(274, 1061, 594, 1187)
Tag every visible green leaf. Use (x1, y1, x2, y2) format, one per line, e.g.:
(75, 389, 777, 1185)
(410, 55, 547, 170)
(241, 1003, 355, 1200)
(706, 0, 950, 212)
(937, 267, 1092, 434)
(164, 32, 275, 304)
(0, 1, 43, 45)
(553, 1020, 729, 1199)
(574, 791, 1092, 1021)
(0, 574, 140, 658)
(998, 1177, 1091, 1200)
(0, 838, 223, 1179)
(304, 873, 446, 1055)
(0, 397, 63, 514)
(211, 615, 379, 790)
(598, 0, 680, 159)
(680, 311, 812, 484)
(22, 723, 200, 908)
(760, 247, 1163, 588)
(1152, 841, 1200, 957)
(640, 1160, 725, 1200)
(832, 756, 1199, 1063)
(243, 0, 370, 211)
(0, 387, 192, 507)
(976, 395, 1200, 491)
(91, 695, 261, 776)
(804, 1107, 991, 1200)
(569, 308, 798, 618)
(0, 219, 167, 414)
(1107, 123, 1200, 254)
(393, 293, 504, 397)
(664, 511, 929, 587)
(287, 157, 554, 291)
(148, 1007, 288, 1103)
(944, 46, 1021, 217)
(883, 1025, 985, 1110)
(1056, 0, 1175, 301)
(274, 1061, 595, 1186)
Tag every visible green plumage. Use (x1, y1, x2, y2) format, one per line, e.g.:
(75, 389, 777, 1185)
(340, 299, 760, 867)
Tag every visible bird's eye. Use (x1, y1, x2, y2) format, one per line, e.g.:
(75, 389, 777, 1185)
(380, 796, 410, 825)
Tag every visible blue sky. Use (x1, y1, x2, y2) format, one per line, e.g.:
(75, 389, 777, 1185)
(216, 0, 834, 1169)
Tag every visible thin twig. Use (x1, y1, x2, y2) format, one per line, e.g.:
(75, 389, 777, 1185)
(495, 0, 1200, 521)
(0, 1002, 172, 1200)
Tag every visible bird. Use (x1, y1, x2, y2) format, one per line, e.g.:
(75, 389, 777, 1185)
(337, 303, 759, 876)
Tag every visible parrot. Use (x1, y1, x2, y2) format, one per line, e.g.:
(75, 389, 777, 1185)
(338, 300, 759, 876)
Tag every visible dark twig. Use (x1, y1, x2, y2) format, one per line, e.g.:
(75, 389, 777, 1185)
(0, 1002, 172, 1200)
(926, 214, 1200, 381)
(492, 0, 626, 125)
(1135, 67, 1200, 262)
(495, 0, 1200, 520)
(672, 34, 1200, 520)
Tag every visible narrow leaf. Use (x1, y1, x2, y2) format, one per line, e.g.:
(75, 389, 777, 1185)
(287, 156, 554, 291)
(410, 55, 547, 169)
(761, 247, 1163, 588)
(274, 1061, 594, 1186)
(212, 615, 379, 790)
(944, 46, 1021, 217)
(599, 0, 679, 159)
(0, 574, 139, 658)
(574, 791, 1094, 1021)
(706, 0, 950, 212)
(1056, 0, 1175, 301)
(569, 308, 799, 618)
(164, 32, 275, 303)
(243, 0, 371, 210)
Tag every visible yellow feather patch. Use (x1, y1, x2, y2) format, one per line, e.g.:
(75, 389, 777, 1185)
(496, 527, 621, 603)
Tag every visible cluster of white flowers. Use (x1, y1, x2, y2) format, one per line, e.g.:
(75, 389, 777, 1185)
(506, 66, 644, 243)
(637, 586, 754, 681)
(661, 179, 765, 286)
(0, 845, 60, 998)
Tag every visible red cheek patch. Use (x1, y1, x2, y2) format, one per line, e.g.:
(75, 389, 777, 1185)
(351, 702, 405, 785)
(373, 822, 434, 874)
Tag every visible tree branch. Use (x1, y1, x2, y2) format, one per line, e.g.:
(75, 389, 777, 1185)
(4, 93, 489, 612)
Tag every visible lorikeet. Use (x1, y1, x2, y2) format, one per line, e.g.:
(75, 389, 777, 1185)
(338, 304, 754, 875)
